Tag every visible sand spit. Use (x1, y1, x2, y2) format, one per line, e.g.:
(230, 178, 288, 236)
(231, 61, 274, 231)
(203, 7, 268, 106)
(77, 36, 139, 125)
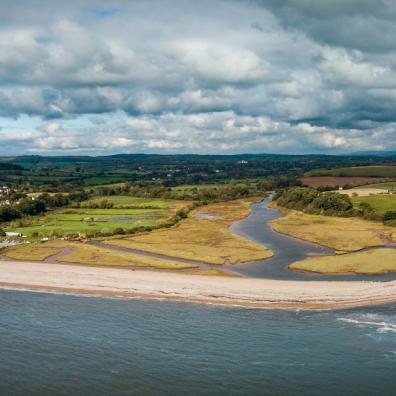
(2, 261, 396, 310)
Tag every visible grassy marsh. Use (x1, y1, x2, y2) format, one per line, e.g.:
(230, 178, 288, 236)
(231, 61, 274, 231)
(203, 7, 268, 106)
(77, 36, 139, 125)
(290, 249, 396, 275)
(272, 209, 395, 251)
(1, 241, 197, 270)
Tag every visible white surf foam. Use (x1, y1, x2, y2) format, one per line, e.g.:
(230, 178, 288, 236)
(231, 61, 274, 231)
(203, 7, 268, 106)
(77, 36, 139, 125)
(338, 314, 396, 333)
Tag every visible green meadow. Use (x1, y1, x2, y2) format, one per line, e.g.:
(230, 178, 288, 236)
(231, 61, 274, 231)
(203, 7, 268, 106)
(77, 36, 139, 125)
(5, 196, 184, 239)
(82, 196, 177, 208)
(351, 194, 396, 214)
(357, 182, 396, 190)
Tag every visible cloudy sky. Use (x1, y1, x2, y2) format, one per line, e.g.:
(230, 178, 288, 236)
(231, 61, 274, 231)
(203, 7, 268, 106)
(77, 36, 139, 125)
(1, 0, 396, 155)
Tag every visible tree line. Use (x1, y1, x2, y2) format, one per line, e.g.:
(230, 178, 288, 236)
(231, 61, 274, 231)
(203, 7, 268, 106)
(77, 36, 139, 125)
(0, 192, 80, 223)
(274, 187, 395, 224)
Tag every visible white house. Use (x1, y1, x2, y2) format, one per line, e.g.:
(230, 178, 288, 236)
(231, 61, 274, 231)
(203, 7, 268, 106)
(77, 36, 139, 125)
(5, 232, 22, 237)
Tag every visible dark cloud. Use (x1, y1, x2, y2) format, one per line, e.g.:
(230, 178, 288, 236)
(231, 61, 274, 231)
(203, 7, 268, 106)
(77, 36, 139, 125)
(264, 0, 396, 52)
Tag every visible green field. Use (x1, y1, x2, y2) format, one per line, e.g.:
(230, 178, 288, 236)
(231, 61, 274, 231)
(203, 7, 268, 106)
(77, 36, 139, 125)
(351, 194, 396, 214)
(82, 196, 177, 208)
(306, 165, 396, 178)
(356, 182, 396, 190)
(86, 182, 127, 191)
(172, 184, 218, 191)
(172, 179, 260, 192)
(5, 196, 184, 239)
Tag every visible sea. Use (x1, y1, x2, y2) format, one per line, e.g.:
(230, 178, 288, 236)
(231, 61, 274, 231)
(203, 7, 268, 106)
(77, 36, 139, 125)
(1, 289, 396, 395)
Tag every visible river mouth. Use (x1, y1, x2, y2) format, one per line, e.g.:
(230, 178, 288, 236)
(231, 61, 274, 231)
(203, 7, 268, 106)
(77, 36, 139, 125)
(229, 196, 396, 281)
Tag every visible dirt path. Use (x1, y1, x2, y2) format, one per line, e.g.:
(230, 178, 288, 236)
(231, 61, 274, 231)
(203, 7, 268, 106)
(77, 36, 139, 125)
(0, 254, 12, 261)
(89, 241, 221, 269)
(372, 230, 396, 248)
(44, 247, 74, 263)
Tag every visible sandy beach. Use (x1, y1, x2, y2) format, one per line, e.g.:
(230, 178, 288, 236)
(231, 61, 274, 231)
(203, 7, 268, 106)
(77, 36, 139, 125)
(1, 261, 396, 310)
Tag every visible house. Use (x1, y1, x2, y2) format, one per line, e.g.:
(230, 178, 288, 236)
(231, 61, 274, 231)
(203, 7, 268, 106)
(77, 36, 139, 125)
(5, 232, 22, 237)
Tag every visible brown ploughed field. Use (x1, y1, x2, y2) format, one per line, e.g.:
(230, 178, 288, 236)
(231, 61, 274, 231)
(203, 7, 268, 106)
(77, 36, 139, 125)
(300, 176, 391, 188)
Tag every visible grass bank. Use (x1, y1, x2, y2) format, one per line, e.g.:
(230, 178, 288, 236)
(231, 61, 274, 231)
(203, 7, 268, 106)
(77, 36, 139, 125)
(2, 245, 63, 261)
(1, 241, 197, 270)
(272, 208, 395, 251)
(290, 249, 396, 275)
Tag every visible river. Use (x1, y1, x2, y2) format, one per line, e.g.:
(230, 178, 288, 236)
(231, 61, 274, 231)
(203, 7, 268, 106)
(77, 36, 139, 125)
(229, 196, 396, 281)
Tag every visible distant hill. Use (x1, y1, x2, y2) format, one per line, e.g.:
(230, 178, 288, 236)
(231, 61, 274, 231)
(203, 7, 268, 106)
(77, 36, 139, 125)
(349, 151, 396, 157)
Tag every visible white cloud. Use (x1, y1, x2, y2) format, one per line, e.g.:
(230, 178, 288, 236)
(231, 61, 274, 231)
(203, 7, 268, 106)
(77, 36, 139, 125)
(0, 111, 386, 155)
(0, 0, 395, 154)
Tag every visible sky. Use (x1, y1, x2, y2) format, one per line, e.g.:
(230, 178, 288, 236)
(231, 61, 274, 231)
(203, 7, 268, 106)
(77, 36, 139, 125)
(1, 0, 396, 156)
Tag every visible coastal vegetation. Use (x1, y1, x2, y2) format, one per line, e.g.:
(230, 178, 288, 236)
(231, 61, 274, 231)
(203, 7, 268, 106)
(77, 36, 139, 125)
(104, 198, 273, 265)
(272, 210, 393, 251)
(1, 197, 273, 271)
(274, 186, 396, 224)
(289, 249, 396, 275)
(2, 245, 63, 261)
(1, 241, 197, 270)
(274, 187, 355, 217)
(272, 185, 396, 273)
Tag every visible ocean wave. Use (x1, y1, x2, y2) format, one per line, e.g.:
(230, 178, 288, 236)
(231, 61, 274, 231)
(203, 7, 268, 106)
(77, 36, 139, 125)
(337, 314, 396, 333)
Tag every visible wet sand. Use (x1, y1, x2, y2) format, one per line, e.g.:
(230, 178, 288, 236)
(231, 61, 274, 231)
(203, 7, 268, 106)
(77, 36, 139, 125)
(1, 261, 396, 310)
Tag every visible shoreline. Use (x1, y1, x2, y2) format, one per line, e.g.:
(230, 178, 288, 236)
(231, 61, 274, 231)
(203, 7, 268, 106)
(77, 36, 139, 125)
(2, 261, 396, 310)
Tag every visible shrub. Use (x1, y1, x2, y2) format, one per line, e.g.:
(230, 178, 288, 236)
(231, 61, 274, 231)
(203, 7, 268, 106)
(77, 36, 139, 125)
(50, 229, 64, 238)
(310, 192, 354, 216)
(0, 206, 21, 222)
(18, 198, 46, 216)
(383, 211, 396, 224)
(113, 227, 125, 235)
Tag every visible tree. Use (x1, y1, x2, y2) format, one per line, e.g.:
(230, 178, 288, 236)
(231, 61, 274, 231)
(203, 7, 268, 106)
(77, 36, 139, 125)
(0, 206, 21, 222)
(384, 211, 396, 222)
(18, 198, 46, 216)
